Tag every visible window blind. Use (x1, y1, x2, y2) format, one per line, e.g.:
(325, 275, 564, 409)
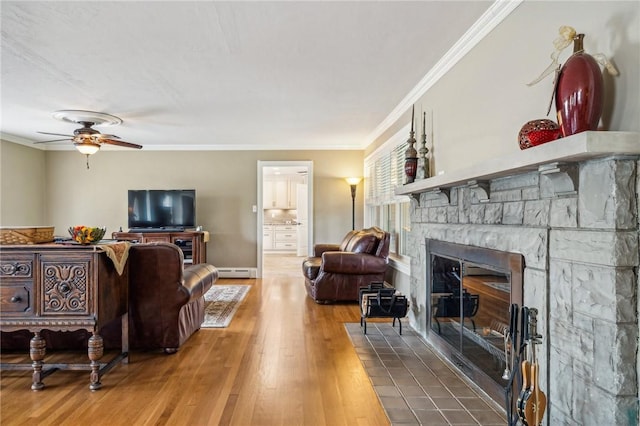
(365, 138, 409, 206)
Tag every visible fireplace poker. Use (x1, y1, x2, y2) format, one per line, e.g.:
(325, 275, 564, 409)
(502, 327, 511, 380)
(510, 303, 519, 379)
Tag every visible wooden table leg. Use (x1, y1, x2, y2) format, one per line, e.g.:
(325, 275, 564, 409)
(29, 331, 46, 391)
(88, 333, 104, 391)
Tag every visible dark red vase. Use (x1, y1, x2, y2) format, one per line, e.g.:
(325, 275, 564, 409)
(555, 34, 603, 137)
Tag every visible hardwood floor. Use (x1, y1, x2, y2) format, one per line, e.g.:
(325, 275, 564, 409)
(0, 254, 389, 425)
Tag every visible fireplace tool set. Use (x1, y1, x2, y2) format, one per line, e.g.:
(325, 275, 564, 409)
(503, 305, 546, 426)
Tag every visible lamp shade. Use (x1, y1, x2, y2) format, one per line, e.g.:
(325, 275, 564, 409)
(345, 177, 362, 186)
(74, 141, 100, 155)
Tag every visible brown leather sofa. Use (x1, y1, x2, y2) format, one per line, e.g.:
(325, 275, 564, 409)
(1, 242, 218, 354)
(302, 227, 390, 303)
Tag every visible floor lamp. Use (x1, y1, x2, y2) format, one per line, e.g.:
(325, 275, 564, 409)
(345, 177, 362, 230)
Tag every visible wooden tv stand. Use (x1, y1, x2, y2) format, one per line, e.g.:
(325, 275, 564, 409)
(112, 230, 208, 264)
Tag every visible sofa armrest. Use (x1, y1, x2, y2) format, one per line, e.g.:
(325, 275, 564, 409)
(313, 243, 341, 257)
(182, 264, 219, 301)
(321, 252, 388, 274)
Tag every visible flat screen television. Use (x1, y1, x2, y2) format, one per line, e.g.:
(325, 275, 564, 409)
(128, 189, 196, 230)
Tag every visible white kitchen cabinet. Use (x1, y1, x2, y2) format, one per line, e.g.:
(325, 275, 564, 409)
(264, 175, 304, 209)
(274, 180, 289, 207)
(263, 225, 274, 249)
(274, 241, 296, 250)
(274, 225, 297, 251)
(263, 224, 297, 252)
(263, 180, 278, 209)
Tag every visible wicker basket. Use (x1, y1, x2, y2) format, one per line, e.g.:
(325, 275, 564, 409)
(0, 226, 55, 245)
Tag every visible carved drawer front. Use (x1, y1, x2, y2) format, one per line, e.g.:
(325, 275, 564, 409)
(0, 257, 34, 280)
(40, 260, 91, 315)
(0, 283, 32, 314)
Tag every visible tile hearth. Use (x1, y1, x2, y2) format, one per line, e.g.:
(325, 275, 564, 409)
(345, 322, 505, 426)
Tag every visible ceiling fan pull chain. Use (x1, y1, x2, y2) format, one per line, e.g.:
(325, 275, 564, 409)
(85, 154, 90, 170)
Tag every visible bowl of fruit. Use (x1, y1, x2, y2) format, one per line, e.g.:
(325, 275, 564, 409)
(68, 226, 106, 244)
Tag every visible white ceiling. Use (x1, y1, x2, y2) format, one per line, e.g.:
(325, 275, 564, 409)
(1, 1, 492, 152)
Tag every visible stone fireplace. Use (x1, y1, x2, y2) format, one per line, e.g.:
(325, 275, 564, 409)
(396, 132, 639, 425)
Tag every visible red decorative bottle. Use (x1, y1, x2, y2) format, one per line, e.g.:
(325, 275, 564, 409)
(404, 155, 418, 184)
(555, 33, 603, 137)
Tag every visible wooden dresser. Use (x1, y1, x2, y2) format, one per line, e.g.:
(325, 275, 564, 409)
(0, 244, 129, 390)
(111, 230, 208, 264)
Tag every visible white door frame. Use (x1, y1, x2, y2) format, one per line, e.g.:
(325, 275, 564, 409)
(257, 160, 314, 278)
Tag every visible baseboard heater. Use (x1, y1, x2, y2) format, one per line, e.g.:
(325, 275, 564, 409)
(216, 268, 257, 278)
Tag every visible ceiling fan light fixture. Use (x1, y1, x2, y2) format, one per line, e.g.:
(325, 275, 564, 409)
(37, 109, 141, 169)
(74, 141, 101, 155)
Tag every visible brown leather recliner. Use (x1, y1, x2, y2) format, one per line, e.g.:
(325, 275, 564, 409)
(302, 227, 390, 303)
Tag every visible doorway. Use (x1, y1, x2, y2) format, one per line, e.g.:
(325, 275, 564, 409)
(257, 161, 313, 278)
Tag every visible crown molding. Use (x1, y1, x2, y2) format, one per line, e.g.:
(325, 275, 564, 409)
(114, 144, 361, 151)
(361, 0, 523, 149)
(1, 133, 361, 152)
(0, 132, 38, 147)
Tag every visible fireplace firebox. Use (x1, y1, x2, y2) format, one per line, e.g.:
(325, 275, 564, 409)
(426, 239, 524, 403)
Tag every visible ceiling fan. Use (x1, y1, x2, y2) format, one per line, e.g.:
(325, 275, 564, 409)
(36, 110, 142, 168)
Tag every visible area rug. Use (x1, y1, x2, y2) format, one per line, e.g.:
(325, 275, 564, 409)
(201, 285, 250, 328)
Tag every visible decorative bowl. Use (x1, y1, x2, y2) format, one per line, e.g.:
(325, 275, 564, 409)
(518, 119, 562, 150)
(68, 226, 106, 244)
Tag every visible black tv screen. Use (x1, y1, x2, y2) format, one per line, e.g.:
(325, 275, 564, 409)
(128, 189, 196, 230)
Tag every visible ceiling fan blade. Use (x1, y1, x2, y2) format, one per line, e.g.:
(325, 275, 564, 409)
(34, 138, 72, 144)
(97, 134, 121, 140)
(37, 131, 74, 137)
(101, 139, 143, 149)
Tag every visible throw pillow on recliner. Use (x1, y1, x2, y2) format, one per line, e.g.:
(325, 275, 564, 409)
(346, 231, 377, 254)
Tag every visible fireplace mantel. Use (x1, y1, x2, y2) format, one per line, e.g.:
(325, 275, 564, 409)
(396, 131, 640, 200)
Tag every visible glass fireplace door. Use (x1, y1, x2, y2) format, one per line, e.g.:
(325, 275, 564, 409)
(430, 254, 513, 384)
(426, 239, 524, 404)
(460, 260, 511, 383)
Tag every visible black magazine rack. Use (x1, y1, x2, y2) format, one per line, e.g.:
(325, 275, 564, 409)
(359, 282, 409, 334)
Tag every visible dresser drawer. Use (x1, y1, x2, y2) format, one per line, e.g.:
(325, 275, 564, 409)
(275, 232, 296, 242)
(142, 235, 171, 243)
(0, 283, 32, 314)
(0, 255, 34, 281)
